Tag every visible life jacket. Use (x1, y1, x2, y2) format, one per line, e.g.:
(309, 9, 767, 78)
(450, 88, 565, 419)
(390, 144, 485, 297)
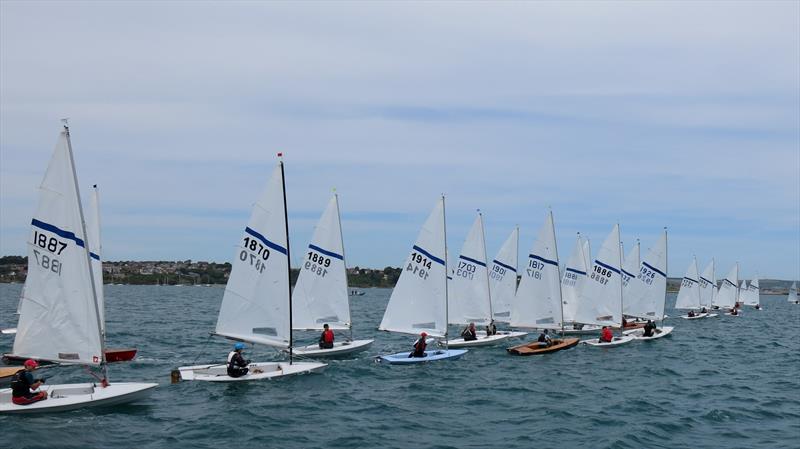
(322, 330, 334, 344)
(601, 328, 613, 342)
(537, 333, 548, 343)
(414, 338, 427, 354)
(10, 370, 30, 398)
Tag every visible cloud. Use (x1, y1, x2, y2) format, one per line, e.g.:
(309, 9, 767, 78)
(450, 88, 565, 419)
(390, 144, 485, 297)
(1, 1, 798, 278)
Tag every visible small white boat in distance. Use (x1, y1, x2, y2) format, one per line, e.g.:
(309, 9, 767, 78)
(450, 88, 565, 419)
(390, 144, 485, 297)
(789, 282, 799, 304)
(0, 328, 16, 335)
(175, 157, 326, 382)
(1, 125, 156, 413)
(680, 312, 718, 320)
(444, 330, 527, 348)
(623, 326, 674, 340)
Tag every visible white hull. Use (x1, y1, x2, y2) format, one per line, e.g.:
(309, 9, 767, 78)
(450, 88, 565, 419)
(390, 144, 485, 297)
(176, 361, 326, 382)
(287, 339, 374, 357)
(562, 325, 603, 335)
(442, 331, 527, 348)
(0, 382, 157, 414)
(583, 335, 635, 347)
(680, 312, 718, 320)
(724, 312, 743, 317)
(623, 326, 674, 340)
(0, 328, 16, 335)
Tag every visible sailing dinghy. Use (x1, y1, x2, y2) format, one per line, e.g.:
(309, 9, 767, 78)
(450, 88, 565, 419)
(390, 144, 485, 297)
(560, 235, 602, 335)
(508, 211, 574, 350)
(376, 197, 468, 364)
(488, 227, 519, 324)
(788, 282, 798, 304)
(175, 157, 326, 381)
(290, 194, 373, 357)
(576, 224, 635, 347)
(716, 264, 740, 314)
(0, 125, 156, 413)
(620, 230, 673, 340)
(742, 277, 761, 309)
(445, 213, 525, 348)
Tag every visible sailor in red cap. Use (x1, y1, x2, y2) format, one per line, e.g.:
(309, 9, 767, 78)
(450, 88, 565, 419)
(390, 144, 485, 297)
(10, 359, 48, 405)
(410, 332, 428, 358)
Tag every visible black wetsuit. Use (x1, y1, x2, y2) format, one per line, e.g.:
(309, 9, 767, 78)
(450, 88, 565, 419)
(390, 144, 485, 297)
(643, 322, 656, 337)
(10, 370, 36, 399)
(461, 327, 477, 341)
(227, 351, 249, 378)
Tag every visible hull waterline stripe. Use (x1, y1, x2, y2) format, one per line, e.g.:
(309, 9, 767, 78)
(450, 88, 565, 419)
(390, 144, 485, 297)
(594, 260, 621, 275)
(530, 254, 559, 267)
(643, 261, 666, 278)
(412, 245, 445, 266)
(492, 260, 517, 273)
(459, 255, 486, 267)
(308, 244, 343, 261)
(245, 227, 287, 255)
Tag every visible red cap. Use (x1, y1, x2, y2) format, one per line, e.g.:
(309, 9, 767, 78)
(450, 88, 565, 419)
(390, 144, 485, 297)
(421, 332, 428, 337)
(24, 359, 38, 368)
(277, 152, 283, 157)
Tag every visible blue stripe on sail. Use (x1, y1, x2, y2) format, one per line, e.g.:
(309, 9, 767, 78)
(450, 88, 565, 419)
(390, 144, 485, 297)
(723, 278, 737, 287)
(594, 260, 621, 275)
(530, 254, 558, 267)
(31, 218, 85, 248)
(566, 267, 586, 275)
(90, 252, 100, 261)
(245, 227, 287, 255)
(412, 245, 445, 266)
(622, 269, 636, 278)
(700, 277, 714, 285)
(683, 277, 698, 284)
(643, 261, 666, 278)
(492, 260, 517, 273)
(308, 244, 343, 261)
(459, 255, 486, 267)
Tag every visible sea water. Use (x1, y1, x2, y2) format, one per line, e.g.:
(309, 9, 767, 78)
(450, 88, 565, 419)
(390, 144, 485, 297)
(1, 284, 798, 449)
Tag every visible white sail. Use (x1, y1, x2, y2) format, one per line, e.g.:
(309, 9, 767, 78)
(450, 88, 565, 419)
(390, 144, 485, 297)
(510, 211, 563, 329)
(623, 231, 668, 320)
(488, 227, 518, 323)
(743, 277, 760, 306)
(379, 198, 448, 337)
(621, 240, 640, 291)
(561, 234, 588, 324)
(698, 259, 716, 308)
(215, 163, 290, 348)
(583, 238, 592, 276)
(449, 213, 492, 325)
(574, 224, 623, 327)
(13, 129, 103, 365)
(788, 282, 798, 303)
(715, 263, 739, 309)
(292, 194, 350, 331)
(674, 257, 702, 310)
(86, 184, 105, 331)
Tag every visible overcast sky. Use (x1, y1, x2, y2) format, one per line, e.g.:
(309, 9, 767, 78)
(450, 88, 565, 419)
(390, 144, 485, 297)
(1, 1, 798, 279)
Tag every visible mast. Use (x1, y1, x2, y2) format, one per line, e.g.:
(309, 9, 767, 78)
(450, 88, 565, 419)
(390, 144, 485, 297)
(64, 122, 108, 382)
(663, 227, 668, 323)
(442, 195, 449, 349)
(617, 223, 623, 336)
(279, 153, 293, 364)
(551, 210, 565, 337)
(335, 192, 354, 341)
(479, 210, 493, 324)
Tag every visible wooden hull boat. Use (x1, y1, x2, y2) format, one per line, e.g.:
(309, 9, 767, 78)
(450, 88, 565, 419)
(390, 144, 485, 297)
(506, 338, 580, 355)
